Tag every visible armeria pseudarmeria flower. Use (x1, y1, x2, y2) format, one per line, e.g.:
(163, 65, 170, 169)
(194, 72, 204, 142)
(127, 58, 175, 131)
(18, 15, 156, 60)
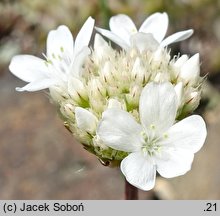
(9, 13, 207, 189)
(96, 12, 193, 51)
(9, 17, 95, 92)
(97, 82, 207, 190)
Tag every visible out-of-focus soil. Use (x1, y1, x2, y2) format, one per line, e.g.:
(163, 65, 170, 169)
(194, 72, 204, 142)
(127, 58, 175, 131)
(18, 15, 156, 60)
(0, 71, 220, 199)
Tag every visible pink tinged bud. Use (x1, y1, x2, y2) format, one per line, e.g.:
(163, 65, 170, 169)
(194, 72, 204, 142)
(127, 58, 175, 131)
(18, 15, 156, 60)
(179, 53, 200, 84)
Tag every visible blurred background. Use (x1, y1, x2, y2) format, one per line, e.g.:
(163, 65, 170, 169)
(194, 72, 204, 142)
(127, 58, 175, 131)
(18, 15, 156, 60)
(0, 0, 220, 199)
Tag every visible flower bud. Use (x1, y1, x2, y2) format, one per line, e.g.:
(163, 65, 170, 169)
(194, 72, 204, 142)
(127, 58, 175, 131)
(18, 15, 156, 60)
(107, 98, 125, 110)
(60, 101, 75, 120)
(49, 86, 68, 103)
(101, 61, 115, 85)
(174, 55, 189, 68)
(75, 107, 98, 134)
(174, 82, 183, 108)
(88, 78, 107, 99)
(68, 77, 88, 105)
(153, 48, 170, 62)
(93, 135, 108, 150)
(154, 72, 169, 83)
(179, 53, 200, 84)
(125, 85, 141, 110)
(185, 91, 201, 112)
(131, 57, 146, 84)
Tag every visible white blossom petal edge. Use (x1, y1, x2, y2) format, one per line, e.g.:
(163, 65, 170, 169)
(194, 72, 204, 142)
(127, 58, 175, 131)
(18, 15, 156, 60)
(96, 12, 193, 51)
(9, 17, 95, 92)
(97, 82, 207, 190)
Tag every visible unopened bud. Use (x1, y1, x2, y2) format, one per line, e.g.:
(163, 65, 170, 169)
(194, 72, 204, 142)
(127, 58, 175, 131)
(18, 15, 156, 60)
(174, 55, 189, 68)
(88, 78, 106, 99)
(174, 82, 183, 108)
(68, 77, 88, 104)
(125, 85, 141, 110)
(131, 57, 146, 84)
(75, 107, 98, 134)
(60, 102, 75, 120)
(107, 98, 125, 110)
(184, 91, 201, 114)
(179, 53, 200, 84)
(101, 61, 115, 84)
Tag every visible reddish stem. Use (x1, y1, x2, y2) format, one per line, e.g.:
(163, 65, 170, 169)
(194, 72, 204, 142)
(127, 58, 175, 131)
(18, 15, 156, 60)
(125, 179, 138, 200)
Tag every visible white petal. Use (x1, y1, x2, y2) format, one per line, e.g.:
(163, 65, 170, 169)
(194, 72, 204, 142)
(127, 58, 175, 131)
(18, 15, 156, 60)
(16, 78, 57, 92)
(179, 53, 200, 83)
(93, 34, 113, 62)
(139, 82, 177, 134)
(97, 108, 143, 152)
(95, 27, 129, 50)
(174, 54, 189, 68)
(156, 148, 194, 178)
(71, 46, 91, 77)
(75, 107, 98, 134)
(160, 29, 193, 47)
(164, 115, 207, 153)
(139, 12, 168, 43)
(47, 25, 74, 60)
(74, 17, 95, 55)
(109, 14, 137, 45)
(9, 55, 48, 82)
(94, 33, 109, 51)
(121, 152, 156, 191)
(130, 32, 159, 52)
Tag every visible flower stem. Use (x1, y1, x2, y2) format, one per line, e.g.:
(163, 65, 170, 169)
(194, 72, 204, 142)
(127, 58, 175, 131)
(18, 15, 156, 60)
(125, 179, 138, 200)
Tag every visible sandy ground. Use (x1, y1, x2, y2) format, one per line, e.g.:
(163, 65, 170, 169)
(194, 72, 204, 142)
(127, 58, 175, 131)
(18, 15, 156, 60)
(0, 71, 220, 199)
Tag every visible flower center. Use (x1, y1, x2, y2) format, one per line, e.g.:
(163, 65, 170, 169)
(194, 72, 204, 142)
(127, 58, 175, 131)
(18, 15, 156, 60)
(141, 128, 162, 157)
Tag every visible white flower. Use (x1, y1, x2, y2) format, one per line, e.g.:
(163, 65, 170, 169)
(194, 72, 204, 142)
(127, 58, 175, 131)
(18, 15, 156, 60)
(97, 82, 206, 190)
(96, 12, 193, 51)
(9, 17, 95, 92)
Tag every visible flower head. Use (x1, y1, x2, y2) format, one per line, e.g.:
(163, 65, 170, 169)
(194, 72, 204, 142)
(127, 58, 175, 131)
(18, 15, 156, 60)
(97, 82, 206, 190)
(9, 17, 95, 92)
(9, 13, 206, 181)
(96, 12, 193, 51)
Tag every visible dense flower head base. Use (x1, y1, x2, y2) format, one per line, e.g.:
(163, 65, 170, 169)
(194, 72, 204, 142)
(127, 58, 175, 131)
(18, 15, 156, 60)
(9, 12, 207, 190)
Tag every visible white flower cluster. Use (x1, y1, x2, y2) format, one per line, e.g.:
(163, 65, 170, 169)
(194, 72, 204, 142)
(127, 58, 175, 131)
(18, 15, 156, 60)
(9, 13, 207, 190)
